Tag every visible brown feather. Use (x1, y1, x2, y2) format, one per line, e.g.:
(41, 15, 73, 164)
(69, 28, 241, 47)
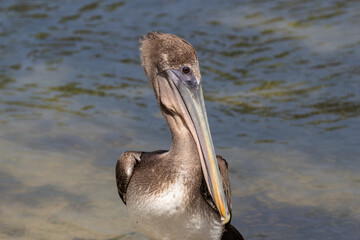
(139, 32, 200, 87)
(115, 151, 142, 204)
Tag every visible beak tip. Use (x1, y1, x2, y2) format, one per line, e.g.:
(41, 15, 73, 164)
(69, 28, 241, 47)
(221, 212, 231, 225)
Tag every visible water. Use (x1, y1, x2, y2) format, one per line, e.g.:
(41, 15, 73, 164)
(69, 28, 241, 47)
(0, 0, 359, 239)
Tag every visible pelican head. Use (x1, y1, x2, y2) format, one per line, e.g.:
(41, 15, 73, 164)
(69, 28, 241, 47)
(139, 32, 230, 224)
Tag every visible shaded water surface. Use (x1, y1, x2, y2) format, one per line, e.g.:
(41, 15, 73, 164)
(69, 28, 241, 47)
(0, 0, 359, 239)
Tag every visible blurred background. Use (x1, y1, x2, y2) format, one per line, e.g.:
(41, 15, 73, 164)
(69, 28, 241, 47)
(0, 0, 359, 239)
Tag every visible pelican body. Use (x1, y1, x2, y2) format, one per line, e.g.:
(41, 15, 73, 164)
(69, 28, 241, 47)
(116, 32, 244, 240)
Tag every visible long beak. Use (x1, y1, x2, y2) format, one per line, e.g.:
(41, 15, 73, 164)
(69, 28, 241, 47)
(166, 69, 231, 224)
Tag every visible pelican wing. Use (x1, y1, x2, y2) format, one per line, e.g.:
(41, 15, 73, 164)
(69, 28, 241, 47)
(115, 151, 142, 204)
(200, 154, 232, 215)
(201, 155, 245, 240)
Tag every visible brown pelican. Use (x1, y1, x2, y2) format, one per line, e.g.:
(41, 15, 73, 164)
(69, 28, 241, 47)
(116, 32, 244, 240)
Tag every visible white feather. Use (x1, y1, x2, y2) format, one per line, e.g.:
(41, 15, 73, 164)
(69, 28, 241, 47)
(127, 177, 223, 240)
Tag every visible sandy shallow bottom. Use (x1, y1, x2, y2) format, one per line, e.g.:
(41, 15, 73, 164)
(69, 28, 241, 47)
(0, 135, 145, 240)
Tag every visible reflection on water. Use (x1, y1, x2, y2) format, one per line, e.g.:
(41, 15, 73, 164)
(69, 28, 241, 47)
(0, 0, 359, 239)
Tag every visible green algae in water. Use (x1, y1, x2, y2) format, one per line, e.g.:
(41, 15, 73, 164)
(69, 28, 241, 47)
(309, 100, 360, 118)
(8, 3, 40, 12)
(26, 13, 48, 18)
(274, 51, 290, 59)
(10, 64, 21, 70)
(0, 100, 87, 116)
(259, 85, 326, 98)
(81, 105, 95, 111)
(248, 56, 271, 65)
(59, 14, 81, 23)
(255, 139, 276, 144)
(105, 2, 126, 12)
(49, 82, 106, 97)
(202, 66, 237, 81)
(0, 75, 16, 89)
(250, 80, 284, 92)
(101, 73, 117, 78)
(34, 32, 49, 39)
(74, 29, 93, 35)
(78, 2, 99, 12)
(89, 15, 102, 21)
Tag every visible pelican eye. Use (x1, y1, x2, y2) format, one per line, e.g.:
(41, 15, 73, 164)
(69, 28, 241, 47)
(182, 66, 191, 75)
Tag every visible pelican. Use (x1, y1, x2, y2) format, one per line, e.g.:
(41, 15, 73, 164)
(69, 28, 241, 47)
(116, 32, 244, 240)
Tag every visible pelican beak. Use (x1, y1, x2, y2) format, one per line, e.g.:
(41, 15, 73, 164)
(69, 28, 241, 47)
(165, 69, 231, 225)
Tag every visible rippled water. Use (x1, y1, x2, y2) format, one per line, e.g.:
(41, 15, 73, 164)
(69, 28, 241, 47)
(0, 0, 359, 239)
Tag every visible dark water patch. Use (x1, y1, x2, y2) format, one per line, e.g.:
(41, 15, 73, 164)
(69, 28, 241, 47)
(232, 40, 252, 48)
(245, 12, 264, 19)
(0, 75, 15, 89)
(295, 59, 309, 65)
(74, 29, 93, 34)
(59, 14, 81, 23)
(101, 73, 117, 78)
(273, 51, 290, 59)
(232, 68, 249, 78)
(208, 95, 277, 117)
(255, 139, 276, 144)
(322, 125, 347, 132)
(248, 56, 271, 65)
(78, 2, 99, 12)
(25, 13, 49, 19)
(96, 83, 130, 90)
(49, 82, 106, 97)
(89, 15, 103, 21)
(7, 3, 43, 12)
(262, 62, 285, 69)
(59, 36, 84, 42)
(287, 21, 311, 29)
(259, 84, 327, 98)
(320, 72, 345, 81)
(0, 100, 87, 116)
(58, 50, 79, 56)
(14, 83, 38, 92)
(306, 118, 341, 126)
(248, 47, 272, 55)
(261, 16, 285, 25)
(262, 35, 307, 45)
(81, 105, 95, 111)
(105, 2, 126, 12)
(307, 10, 345, 21)
(308, 99, 360, 118)
(250, 80, 284, 92)
(207, 20, 222, 26)
(312, 61, 342, 69)
(118, 58, 139, 64)
(220, 50, 245, 57)
(289, 98, 360, 124)
(34, 32, 49, 39)
(202, 66, 237, 81)
(9, 64, 21, 70)
(260, 29, 276, 35)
